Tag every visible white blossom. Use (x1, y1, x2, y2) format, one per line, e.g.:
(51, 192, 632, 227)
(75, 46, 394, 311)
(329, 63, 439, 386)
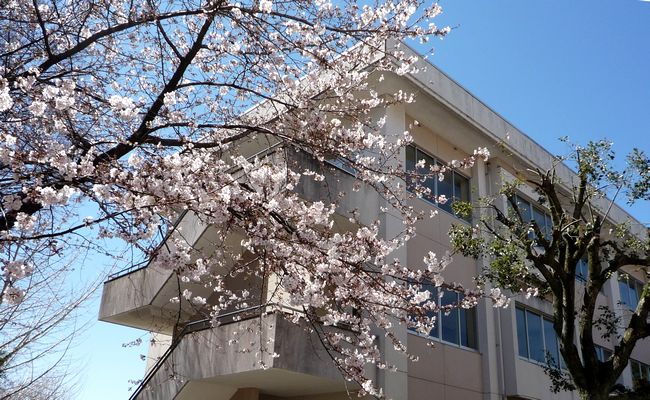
(259, 0, 272, 13)
(28, 100, 47, 116)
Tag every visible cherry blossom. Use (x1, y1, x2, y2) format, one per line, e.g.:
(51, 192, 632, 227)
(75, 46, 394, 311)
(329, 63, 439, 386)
(0, 1, 505, 395)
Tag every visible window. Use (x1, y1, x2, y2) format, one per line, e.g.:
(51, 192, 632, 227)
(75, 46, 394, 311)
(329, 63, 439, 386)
(516, 305, 564, 367)
(576, 257, 589, 284)
(410, 286, 477, 349)
(631, 359, 650, 389)
(619, 274, 645, 310)
(327, 156, 356, 175)
(405, 145, 471, 221)
(512, 195, 552, 240)
(595, 345, 612, 362)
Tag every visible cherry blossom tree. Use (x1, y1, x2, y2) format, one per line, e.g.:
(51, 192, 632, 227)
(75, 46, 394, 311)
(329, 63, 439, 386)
(0, 0, 503, 395)
(450, 140, 650, 400)
(0, 242, 96, 400)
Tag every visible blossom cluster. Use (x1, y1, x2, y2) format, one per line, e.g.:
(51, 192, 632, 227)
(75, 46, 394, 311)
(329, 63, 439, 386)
(0, 0, 504, 395)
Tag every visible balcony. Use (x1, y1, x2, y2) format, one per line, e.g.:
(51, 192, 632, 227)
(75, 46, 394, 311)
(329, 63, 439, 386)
(131, 307, 358, 400)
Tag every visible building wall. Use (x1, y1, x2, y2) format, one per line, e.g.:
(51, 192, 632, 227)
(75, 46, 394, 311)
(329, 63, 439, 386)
(103, 48, 650, 400)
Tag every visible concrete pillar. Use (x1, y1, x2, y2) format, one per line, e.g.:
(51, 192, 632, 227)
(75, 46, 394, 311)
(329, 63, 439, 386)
(376, 102, 408, 400)
(474, 160, 503, 400)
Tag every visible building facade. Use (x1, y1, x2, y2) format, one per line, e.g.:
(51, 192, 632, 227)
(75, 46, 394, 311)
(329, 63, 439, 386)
(98, 44, 650, 400)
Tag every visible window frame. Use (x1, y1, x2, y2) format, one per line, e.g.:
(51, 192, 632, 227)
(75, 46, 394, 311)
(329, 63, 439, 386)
(631, 359, 650, 390)
(619, 273, 646, 311)
(512, 194, 552, 240)
(408, 285, 479, 351)
(515, 304, 565, 368)
(595, 344, 612, 363)
(576, 257, 589, 284)
(405, 144, 472, 222)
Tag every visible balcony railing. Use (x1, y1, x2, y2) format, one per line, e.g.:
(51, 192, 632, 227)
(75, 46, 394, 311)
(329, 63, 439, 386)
(128, 302, 302, 400)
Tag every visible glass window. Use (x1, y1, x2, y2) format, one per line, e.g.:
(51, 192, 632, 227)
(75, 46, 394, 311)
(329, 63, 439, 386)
(532, 206, 548, 237)
(543, 318, 560, 365)
(405, 145, 416, 192)
(595, 345, 612, 362)
(576, 258, 589, 283)
(460, 306, 477, 348)
(516, 305, 564, 367)
(419, 152, 436, 203)
(631, 360, 650, 389)
(514, 195, 532, 222)
(629, 283, 639, 310)
(437, 161, 454, 213)
(453, 172, 471, 222)
(405, 145, 471, 221)
(619, 280, 630, 307)
(619, 275, 645, 310)
(441, 290, 459, 344)
(516, 307, 529, 358)
(409, 286, 477, 349)
(512, 195, 553, 241)
(526, 310, 545, 363)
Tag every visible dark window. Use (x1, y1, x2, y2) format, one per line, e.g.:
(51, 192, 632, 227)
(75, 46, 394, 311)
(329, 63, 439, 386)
(405, 145, 471, 221)
(409, 285, 477, 349)
(460, 305, 478, 348)
(595, 345, 612, 362)
(440, 290, 459, 344)
(631, 359, 650, 390)
(543, 319, 560, 366)
(527, 311, 545, 363)
(516, 307, 528, 358)
(619, 274, 644, 310)
(513, 195, 552, 240)
(576, 257, 589, 283)
(516, 305, 565, 367)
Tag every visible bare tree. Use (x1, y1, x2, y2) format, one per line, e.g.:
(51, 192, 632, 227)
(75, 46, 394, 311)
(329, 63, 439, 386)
(0, 238, 99, 400)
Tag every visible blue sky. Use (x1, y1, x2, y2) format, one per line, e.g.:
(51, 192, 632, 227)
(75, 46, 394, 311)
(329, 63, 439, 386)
(71, 1, 650, 398)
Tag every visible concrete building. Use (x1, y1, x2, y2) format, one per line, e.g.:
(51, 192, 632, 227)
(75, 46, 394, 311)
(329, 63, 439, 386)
(98, 43, 650, 400)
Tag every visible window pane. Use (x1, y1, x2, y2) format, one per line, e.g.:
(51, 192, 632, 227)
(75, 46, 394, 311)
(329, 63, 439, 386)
(636, 281, 645, 307)
(453, 172, 471, 221)
(603, 348, 613, 362)
(429, 286, 440, 338)
(441, 291, 459, 344)
(532, 206, 547, 238)
(453, 173, 470, 201)
(419, 151, 436, 203)
(460, 305, 477, 349)
(619, 279, 631, 308)
(629, 281, 639, 310)
(514, 195, 532, 222)
(576, 258, 588, 283)
(543, 319, 560, 366)
(632, 361, 643, 389)
(545, 213, 553, 241)
(437, 161, 453, 213)
(516, 307, 528, 358)
(405, 145, 416, 192)
(526, 311, 545, 362)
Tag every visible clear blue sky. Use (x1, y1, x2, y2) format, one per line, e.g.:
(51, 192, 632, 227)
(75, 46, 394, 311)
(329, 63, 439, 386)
(72, 1, 650, 398)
